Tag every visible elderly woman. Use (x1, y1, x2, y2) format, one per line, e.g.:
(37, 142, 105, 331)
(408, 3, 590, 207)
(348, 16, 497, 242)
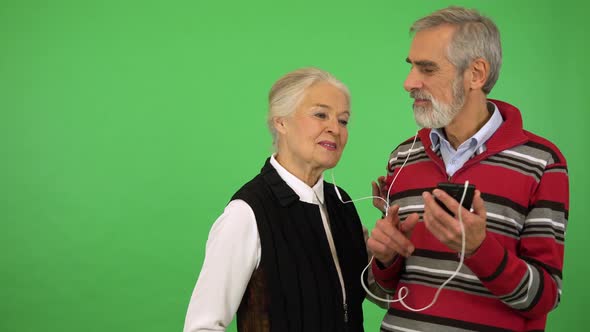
(183, 67, 368, 331)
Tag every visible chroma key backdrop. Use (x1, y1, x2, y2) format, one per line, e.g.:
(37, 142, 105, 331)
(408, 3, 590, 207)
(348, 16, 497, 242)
(1, 0, 588, 331)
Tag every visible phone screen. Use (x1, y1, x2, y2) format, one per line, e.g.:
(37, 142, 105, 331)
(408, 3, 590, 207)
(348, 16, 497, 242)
(435, 182, 475, 216)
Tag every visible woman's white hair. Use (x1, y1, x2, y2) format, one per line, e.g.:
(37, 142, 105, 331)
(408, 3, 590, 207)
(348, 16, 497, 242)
(411, 6, 502, 94)
(267, 67, 350, 151)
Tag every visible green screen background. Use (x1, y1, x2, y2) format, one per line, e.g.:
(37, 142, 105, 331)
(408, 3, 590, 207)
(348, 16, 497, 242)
(2, 0, 587, 331)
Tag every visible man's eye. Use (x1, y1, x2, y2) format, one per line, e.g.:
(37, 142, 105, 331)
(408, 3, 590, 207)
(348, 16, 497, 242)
(314, 112, 327, 119)
(422, 68, 435, 74)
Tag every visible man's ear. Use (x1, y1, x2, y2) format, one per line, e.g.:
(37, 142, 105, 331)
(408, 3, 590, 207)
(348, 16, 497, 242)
(468, 57, 489, 91)
(273, 116, 288, 134)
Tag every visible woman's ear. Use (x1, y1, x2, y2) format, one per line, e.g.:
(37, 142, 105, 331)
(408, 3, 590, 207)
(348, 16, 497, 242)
(468, 57, 489, 91)
(273, 116, 288, 134)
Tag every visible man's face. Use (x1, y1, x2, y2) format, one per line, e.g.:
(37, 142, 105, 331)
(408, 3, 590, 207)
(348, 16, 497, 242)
(404, 24, 467, 129)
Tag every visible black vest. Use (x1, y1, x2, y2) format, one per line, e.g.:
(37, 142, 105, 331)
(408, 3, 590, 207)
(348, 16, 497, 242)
(233, 159, 367, 332)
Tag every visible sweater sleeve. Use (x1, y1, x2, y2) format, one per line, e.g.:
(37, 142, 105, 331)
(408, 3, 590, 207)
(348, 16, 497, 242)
(465, 157, 569, 318)
(371, 255, 405, 294)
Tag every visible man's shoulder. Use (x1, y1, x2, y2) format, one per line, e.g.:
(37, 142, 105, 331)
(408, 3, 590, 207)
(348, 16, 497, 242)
(389, 131, 427, 154)
(520, 130, 567, 166)
(491, 98, 567, 166)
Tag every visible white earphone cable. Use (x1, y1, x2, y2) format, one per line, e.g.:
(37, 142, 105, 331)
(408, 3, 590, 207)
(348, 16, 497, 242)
(332, 131, 470, 311)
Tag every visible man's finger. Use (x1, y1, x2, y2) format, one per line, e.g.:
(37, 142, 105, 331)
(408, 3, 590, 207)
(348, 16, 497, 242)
(371, 223, 414, 258)
(384, 205, 400, 224)
(372, 181, 386, 211)
(372, 181, 383, 202)
(400, 212, 420, 236)
(472, 190, 487, 218)
(432, 189, 461, 215)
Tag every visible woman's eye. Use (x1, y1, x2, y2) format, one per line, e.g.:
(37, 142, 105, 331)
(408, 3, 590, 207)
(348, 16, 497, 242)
(339, 119, 349, 126)
(314, 112, 327, 119)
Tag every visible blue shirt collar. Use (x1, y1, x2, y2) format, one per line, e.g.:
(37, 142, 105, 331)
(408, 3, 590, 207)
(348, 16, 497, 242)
(429, 101, 503, 154)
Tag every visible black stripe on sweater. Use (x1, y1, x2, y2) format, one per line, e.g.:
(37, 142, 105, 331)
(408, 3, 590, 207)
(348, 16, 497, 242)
(520, 263, 545, 312)
(390, 151, 429, 170)
(480, 249, 508, 282)
(524, 141, 561, 164)
(529, 200, 568, 217)
(485, 155, 543, 180)
(491, 153, 545, 174)
(481, 193, 528, 216)
(501, 272, 530, 303)
(389, 188, 435, 203)
(522, 230, 564, 242)
(387, 308, 514, 332)
(521, 256, 562, 278)
(402, 276, 491, 296)
(412, 249, 459, 261)
(546, 164, 567, 172)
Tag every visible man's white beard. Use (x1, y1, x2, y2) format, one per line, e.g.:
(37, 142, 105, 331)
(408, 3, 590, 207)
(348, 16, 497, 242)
(411, 78, 466, 129)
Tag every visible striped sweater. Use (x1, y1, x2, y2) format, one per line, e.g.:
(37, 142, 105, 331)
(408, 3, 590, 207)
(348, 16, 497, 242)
(372, 100, 569, 331)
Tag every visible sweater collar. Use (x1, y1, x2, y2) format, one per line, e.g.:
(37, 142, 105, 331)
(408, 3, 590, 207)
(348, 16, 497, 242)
(418, 99, 528, 154)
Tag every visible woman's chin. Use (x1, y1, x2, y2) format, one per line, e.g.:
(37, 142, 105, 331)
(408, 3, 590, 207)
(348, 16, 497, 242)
(319, 159, 340, 171)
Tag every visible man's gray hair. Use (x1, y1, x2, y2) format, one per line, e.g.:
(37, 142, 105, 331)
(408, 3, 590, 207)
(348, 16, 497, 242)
(411, 6, 502, 94)
(268, 67, 350, 151)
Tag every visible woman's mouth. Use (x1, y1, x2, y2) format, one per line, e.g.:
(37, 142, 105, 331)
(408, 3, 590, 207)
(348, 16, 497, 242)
(319, 141, 337, 151)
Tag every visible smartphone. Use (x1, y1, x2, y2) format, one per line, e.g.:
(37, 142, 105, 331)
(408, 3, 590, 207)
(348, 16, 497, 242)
(435, 182, 476, 216)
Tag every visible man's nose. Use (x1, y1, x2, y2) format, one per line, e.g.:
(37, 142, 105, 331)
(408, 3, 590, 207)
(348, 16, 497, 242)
(404, 70, 423, 92)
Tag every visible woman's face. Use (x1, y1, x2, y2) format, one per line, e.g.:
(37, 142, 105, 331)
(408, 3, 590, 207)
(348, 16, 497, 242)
(275, 82, 350, 178)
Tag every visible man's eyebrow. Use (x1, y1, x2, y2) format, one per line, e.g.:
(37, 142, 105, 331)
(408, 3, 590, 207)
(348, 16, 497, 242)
(406, 57, 439, 68)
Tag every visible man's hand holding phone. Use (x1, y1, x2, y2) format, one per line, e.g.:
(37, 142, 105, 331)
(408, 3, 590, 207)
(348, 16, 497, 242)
(435, 182, 475, 215)
(422, 182, 488, 255)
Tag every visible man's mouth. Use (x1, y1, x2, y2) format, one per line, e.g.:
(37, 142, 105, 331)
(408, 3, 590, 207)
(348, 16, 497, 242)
(414, 98, 431, 104)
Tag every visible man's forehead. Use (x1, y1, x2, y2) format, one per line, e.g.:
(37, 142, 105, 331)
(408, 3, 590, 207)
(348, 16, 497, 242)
(407, 27, 456, 66)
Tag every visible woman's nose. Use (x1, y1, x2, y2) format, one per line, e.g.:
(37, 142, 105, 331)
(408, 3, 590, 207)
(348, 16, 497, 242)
(326, 118, 340, 134)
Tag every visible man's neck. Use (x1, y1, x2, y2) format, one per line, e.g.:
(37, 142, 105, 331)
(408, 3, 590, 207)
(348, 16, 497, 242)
(444, 95, 491, 149)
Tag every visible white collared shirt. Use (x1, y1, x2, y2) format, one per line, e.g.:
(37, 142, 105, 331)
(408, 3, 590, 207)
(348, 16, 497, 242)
(183, 155, 343, 332)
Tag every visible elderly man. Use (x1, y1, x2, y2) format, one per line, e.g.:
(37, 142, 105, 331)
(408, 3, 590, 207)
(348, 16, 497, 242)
(368, 6, 569, 331)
